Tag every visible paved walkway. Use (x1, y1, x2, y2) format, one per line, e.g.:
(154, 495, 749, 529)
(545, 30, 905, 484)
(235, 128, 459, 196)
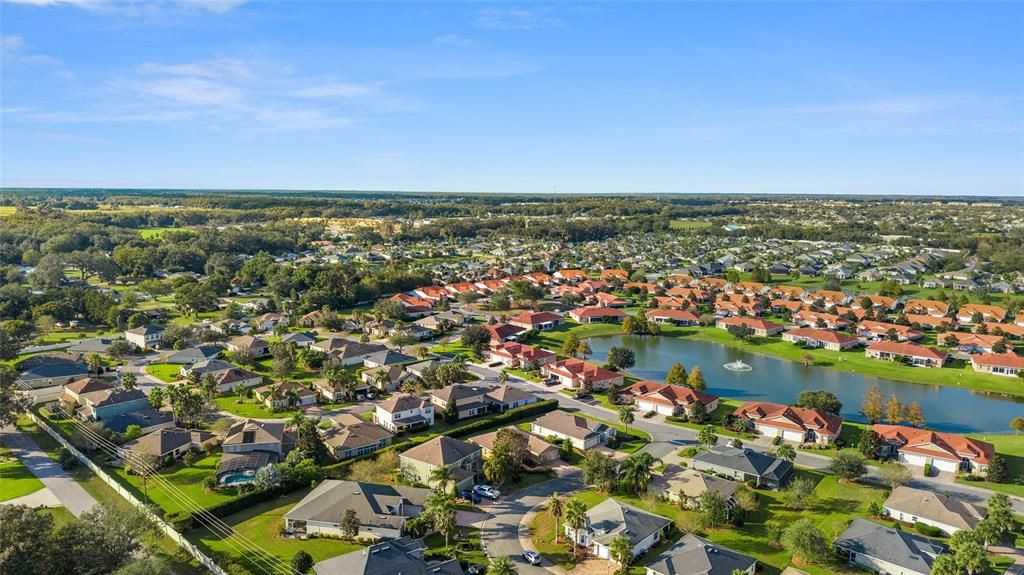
(1, 426, 98, 517)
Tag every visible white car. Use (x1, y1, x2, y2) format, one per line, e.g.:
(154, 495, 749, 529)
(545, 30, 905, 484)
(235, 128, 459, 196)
(473, 484, 501, 499)
(522, 551, 541, 565)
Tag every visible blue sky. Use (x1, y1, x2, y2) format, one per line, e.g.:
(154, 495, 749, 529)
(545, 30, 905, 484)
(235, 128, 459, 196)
(2, 1, 1022, 195)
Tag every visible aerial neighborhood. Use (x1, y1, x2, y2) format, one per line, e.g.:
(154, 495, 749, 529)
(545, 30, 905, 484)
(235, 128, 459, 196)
(1, 192, 1023, 575)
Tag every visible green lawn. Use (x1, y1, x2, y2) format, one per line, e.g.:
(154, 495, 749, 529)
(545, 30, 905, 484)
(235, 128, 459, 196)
(14, 415, 207, 575)
(213, 393, 298, 419)
(139, 227, 192, 239)
(38, 506, 78, 528)
(0, 206, 16, 216)
(533, 472, 887, 575)
(423, 526, 487, 566)
(0, 457, 45, 501)
(112, 452, 243, 514)
(35, 327, 119, 345)
(188, 489, 363, 573)
(146, 363, 183, 383)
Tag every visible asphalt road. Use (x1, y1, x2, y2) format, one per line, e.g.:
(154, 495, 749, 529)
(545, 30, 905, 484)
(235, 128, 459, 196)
(1, 426, 98, 517)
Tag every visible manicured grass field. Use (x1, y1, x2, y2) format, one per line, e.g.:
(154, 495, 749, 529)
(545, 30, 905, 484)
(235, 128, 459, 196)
(188, 489, 363, 573)
(213, 393, 298, 419)
(0, 457, 45, 502)
(35, 327, 119, 345)
(956, 433, 1024, 497)
(38, 506, 77, 528)
(669, 219, 713, 231)
(139, 227, 193, 239)
(145, 363, 183, 383)
(112, 452, 243, 514)
(0, 206, 16, 217)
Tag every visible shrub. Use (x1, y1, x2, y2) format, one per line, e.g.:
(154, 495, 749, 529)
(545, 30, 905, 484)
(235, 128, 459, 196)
(772, 436, 783, 446)
(680, 447, 698, 458)
(165, 509, 194, 532)
(923, 462, 933, 477)
(914, 522, 943, 537)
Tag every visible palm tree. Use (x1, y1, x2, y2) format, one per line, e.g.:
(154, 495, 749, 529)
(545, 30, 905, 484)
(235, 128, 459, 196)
(564, 498, 588, 557)
(373, 369, 392, 393)
(120, 372, 137, 391)
(288, 412, 308, 429)
(489, 556, 518, 575)
(428, 465, 455, 491)
(618, 405, 635, 436)
(86, 353, 103, 376)
(620, 452, 661, 494)
(286, 387, 301, 408)
(608, 535, 633, 571)
(547, 492, 564, 543)
(425, 490, 457, 547)
(775, 443, 796, 462)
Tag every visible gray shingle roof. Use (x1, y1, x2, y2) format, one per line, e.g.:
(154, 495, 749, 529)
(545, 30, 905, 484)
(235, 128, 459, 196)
(583, 498, 672, 547)
(285, 480, 430, 530)
(312, 536, 462, 575)
(692, 446, 793, 482)
(835, 519, 947, 575)
(646, 534, 757, 575)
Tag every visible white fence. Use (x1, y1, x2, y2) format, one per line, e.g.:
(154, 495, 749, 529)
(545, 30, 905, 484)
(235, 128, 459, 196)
(28, 412, 227, 575)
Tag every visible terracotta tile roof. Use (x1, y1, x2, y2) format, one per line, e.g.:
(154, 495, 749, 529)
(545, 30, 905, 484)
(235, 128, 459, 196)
(646, 308, 700, 322)
(784, 327, 859, 345)
(958, 304, 1007, 322)
(873, 424, 993, 464)
(904, 299, 949, 316)
(489, 342, 555, 363)
(570, 306, 627, 319)
(734, 401, 843, 438)
(716, 316, 783, 332)
(544, 358, 621, 384)
(858, 321, 922, 339)
(970, 352, 1024, 369)
(621, 381, 718, 408)
(866, 341, 949, 361)
(484, 322, 526, 341)
(509, 311, 564, 327)
(599, 269, 629, 281)
(904, 314, 954, 328)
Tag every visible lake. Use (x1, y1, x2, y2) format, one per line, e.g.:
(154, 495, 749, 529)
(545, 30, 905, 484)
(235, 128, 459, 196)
(586, 334, 1023, 434)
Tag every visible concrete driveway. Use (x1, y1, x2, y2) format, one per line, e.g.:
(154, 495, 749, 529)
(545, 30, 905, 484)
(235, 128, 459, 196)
(1, 427, 97, 517)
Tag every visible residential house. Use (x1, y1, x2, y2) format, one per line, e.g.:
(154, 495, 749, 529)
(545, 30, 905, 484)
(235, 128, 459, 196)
(554, 269, 587, 283)
(299, 310, 325, 328)
(618, 381, 719, 418)
(594, 292, 630, 308)
(564, 498, 671, 563)
(645, 534, 756, 575)
(310, 537, 462, 575)
(163, 345, 222, 365)
(851, 295, 897, 310)
(483, 322, 526, 342)
(322, 414, 393, 460)
(733, 402, 843, 444)
(857, 321, 923, 342)
(715, 317, 785, 337)
(646, 308, 699, 326)
(222, 419, 288, 456)
(470, 426, 560, 466)
(540, 358, 624, 390)
(569, 306, 627, 324)
(429, 384, 491, 420)
(103, 408, 174, 436)
(792, 310, 848, 330)
(312, 376, 369, 403)
(59, 377, 113, 407)
(207, 367, 264, 393)
(647, 464, 739, 509)
(284, 481, 430, 539)
(970, 352, 1024, 377)
(180, 358, 237, 379)
(865, 341, 949, 367)
(530, 410, 616, 450)
(254, 313, 287, 332)
(125, 324, 164, 349)
(119, 427, 214, 460)
(834, 519, 947, 575)
(781, 328, 860, 351)
(389, 294, 435, 317)
(713, 297, 761, 317)
(363, 350, 417, 368)
(77, 388, 150, 422)
(882, 486, 983, 535)
(310, 338, 388, 366)
(253, 381, 317, 408)
(508, 311, 565, 331)
(412, 311, 467, 334)
(15, 356, 93, 400)
(942, 332, 1009, 354)
(903, 299, 950, 318)
(281, 331, 316, 348)
(487, 342, 556, 368)
(599, 269, 630, 281)
(957, 304, 1006, 324)
(691, 445, 793, 489)
(399, 435, 481, 491)
(361, 365, 415, 392)
(374, 394, 434, 433)
(803, 289, 850, 306)
(226, 335, 270, 358)
(872, 424, 994, 474)
(904, 314, 954, 330)
(484, 385, 537, 412)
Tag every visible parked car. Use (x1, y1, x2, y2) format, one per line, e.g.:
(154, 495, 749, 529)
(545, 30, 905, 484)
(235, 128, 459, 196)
(467, 565, 486, 575)
(522, 551, 541, 565)
(473, 484, 501, 499)
(460, 489, 482, 503)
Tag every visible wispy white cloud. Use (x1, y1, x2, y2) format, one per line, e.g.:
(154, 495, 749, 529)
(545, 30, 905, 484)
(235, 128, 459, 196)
(2, 33, 74, 76)
(291, 81, 382, 99)
(2, 0, 246, 14)
(473, 7, 563, 31)
(434, 33, 472, 47)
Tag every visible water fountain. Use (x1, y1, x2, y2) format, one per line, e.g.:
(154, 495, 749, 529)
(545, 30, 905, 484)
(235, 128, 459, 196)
(723, 360, 752, 372)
